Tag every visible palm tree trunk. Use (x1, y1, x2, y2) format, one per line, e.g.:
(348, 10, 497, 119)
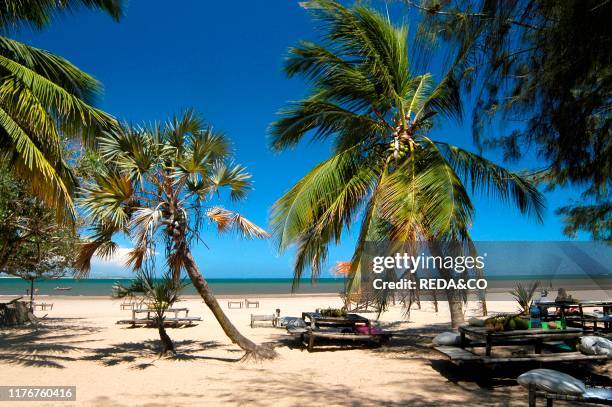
(157, 319, 175, 356)
(29, 279, 34, 311)
(182, 250, 276, 360)
(428, 241, 464, 329)
(445, 288, 465, 329)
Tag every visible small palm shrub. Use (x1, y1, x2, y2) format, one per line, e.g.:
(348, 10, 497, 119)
(114, 269, 187, 356)
(509, 281, 540, 314)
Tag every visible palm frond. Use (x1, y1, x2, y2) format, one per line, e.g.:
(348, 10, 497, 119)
(0, 0, 123, 30)
(206, 207, 269, 239)
(435, 142, 545, 221)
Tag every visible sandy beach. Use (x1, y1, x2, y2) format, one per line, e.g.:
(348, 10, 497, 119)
(0, 293, 609, 407)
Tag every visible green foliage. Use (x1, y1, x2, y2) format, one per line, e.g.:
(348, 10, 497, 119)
(0, 1, 122, 220)
(0, 164, 79, 280)
(318, 307, 347, 317)
(77, 109, 268, 278)
(0, 0, 123, 31)
(113, 268, 187, 317)
(270, 1, 544, 294)
(409, 0, 611, 240)
(509, 281, 540, 314)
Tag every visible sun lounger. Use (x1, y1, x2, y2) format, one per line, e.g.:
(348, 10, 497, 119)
(245, 299, 259, 308)
(227, 301, 243, 309)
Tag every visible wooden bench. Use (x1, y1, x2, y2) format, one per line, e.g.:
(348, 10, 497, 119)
(227, 301, 243, 309)
(32, 303, 53, 311)
(434, 345, 612, 364)
(117, 316, 201, 327)
(245, 299, 259, 308)
(301, 329, 391, 352)
(250, 314, 277, 328)
(529, 384, 612, 406)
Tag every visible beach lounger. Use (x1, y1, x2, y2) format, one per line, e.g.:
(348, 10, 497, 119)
(245, 299, 259, 308)
(227, 301, 243, 309)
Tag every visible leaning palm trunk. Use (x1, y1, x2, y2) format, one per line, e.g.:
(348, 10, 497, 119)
(78, 110, 276, 361)
(182, 251, 276, 360)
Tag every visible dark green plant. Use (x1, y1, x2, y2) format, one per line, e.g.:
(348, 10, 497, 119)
(0, 165, 79, 308)
(408, 0, 611, 241)
(114, 268, 187, 356)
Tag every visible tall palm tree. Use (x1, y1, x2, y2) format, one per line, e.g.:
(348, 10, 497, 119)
(0, 0, 123, 218)
(77, 110, 276, 359)
(269, 1, 544, 328)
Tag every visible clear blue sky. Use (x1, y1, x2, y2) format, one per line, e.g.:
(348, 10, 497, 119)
(14, 1, 585, 279)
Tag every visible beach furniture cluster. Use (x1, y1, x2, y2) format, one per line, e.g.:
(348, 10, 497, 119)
(434, 298, 612, 365)
(286, 311, 391, 352)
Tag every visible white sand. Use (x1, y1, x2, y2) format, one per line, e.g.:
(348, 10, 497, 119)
(0, 295, 609, 406)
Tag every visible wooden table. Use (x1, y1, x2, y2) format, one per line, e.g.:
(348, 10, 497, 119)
(301, 312, 371, 330)
(459, 325, 583, 357)
(538, 300, 612, 331)
(299, 312, 387, 351)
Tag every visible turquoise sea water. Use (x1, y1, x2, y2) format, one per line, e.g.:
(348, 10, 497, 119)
(1, 274, 610, 297)
(0, 278, 346, 296)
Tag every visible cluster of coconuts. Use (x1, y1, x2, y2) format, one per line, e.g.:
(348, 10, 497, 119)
(484, 314, 530, 332)
(161, 203, 187, 239)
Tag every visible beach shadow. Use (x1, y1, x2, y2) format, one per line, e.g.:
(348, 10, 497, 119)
(0, 318, 102, 368)
(197, 370, 516, 406)
(429, 357, 612, 389)
(82, 339, 240, 368)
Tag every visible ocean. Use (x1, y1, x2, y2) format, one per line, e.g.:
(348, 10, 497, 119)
(1, 274, 610, 297)
(0, 278, 346, 297)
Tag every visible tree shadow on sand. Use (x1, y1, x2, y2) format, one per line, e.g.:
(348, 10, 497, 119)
(0, 318, 102, 368)
(81, 339, 241, 369)
(191, 371, 516, 406)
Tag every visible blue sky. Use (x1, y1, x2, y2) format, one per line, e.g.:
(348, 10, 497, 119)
(14, 1, 585, 279)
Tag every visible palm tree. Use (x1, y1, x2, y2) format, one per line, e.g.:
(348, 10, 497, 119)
(114, 268, 188, 356)
(0, 0, 123, 218)
(77, 110, 276, 359)
(269, 1, 544, 329)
